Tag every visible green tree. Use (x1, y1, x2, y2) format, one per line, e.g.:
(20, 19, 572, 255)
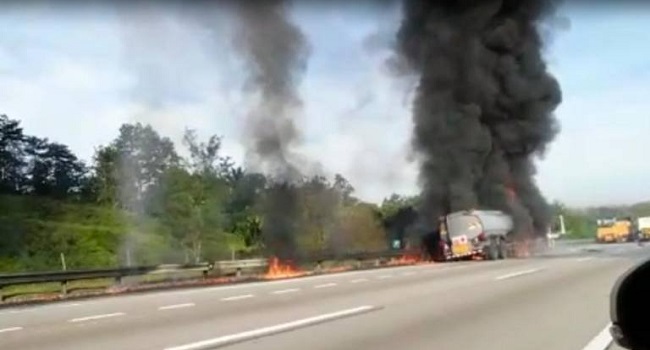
(159, 167, 229, 262)
(338, 203, 388, 252)
(111, 123, 179, 213)
(86, 145, 120, 206)
(0, 115, 26, 194)
(23, 137, 87, 198)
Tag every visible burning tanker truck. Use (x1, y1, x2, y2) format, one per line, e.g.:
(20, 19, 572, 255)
(421, 210, 515, 262)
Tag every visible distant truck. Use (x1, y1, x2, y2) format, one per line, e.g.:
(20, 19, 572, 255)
(637, 217, 650, 241)
(425, 210, 513, 261)
(596, 218, 633, 243)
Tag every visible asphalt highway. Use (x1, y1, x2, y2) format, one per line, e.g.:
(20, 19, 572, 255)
(0, 241, 646, 350)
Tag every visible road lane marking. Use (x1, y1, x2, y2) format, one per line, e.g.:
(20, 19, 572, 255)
(0, 327, 23, 333)
(158, 303, 195, 311)
(401, 271, 416, 276)
(581, 323, 612, 350)
(271, 288, 300, 295)
(576, 257, 594, 262)
(163, 305, 381, 350)
(0, 309, 33, 315)
(170, 263, 442, 297)
(377, 275, 393, 279)
(495, 268, 542, 281)
(350, 278, 368, 283)
(314, 283, 337, 289)
(221, 294, 254, 301)
(69, 312, 125, 323)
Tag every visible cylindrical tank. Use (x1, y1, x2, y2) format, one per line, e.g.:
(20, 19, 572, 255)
(446, 210, 513, 240)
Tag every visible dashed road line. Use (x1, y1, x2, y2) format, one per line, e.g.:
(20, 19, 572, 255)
(272, 288, 300, 295)
(163, 305, 380, 350)
(377, 275, 393, 279)
(314, 283, 337, 289)
(0, 327, 23, 334)
(350, 278, 368, 283)
(495, 268, 543, 281)
(401, 271, 416, 276)
(576, 257, 594, 262)
(221, 294, 254, 302)
(69, 312, 125, 323)
(158, 303, 196, 311)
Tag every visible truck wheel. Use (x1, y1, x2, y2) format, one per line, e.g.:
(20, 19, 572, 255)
(486, 238, 499, 261)
(497, 238, 507, 259)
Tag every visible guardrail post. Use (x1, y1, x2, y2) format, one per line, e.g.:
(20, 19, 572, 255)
(115, 275, 122, 285)
(61, 280, 68, 298)
(315, 262, 322, 273)
(202, 269, 208, 280)
(236, 268, 242, 278)
(355, 259, 362, 269)
(0, 286, 5, 303)
(374, 259, 380, 267)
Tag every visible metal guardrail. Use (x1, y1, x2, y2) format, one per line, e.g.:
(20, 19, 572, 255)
(0, 263, 212, 302)
(0, 250, 414, 302)
(0, 263, 212, 287)
(213, 259, 268, 276)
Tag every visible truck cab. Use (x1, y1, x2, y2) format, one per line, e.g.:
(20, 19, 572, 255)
(597, 218, 633, 243)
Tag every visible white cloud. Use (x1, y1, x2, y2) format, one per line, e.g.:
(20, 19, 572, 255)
(2, 3, 650, 208)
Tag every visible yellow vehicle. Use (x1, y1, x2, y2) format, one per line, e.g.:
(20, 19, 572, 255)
(596, 218, 633, 243)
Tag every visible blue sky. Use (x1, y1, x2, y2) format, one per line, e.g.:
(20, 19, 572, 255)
(0, 2, 649, 207)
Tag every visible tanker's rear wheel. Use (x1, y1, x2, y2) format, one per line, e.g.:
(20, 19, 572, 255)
(486, 237, 499, 260)
(497, 238, 507, 259)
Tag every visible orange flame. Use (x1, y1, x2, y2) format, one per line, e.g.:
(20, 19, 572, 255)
(387, 252, 424, 266)
(264, 257, 306, 279)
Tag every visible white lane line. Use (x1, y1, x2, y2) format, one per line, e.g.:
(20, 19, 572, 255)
(0, 327, 23, 334)
(580, 323, 612, 350)
(350, 278, 368, 283)
(314, 283, 337, 289)
(158, 303, 196, 311)
(0, 309, 33, 315)
(221, 294, 254, 302)
(377, 275, 393, 279)
(401, 271, 417, 276)
(163, 305, 380, 350)
(495, 268, 543, 281)
(69, 312, 125, 323)
(271, 288, 300, 295)
(171, 263, 442, 297)
(576, 257, 594, 262)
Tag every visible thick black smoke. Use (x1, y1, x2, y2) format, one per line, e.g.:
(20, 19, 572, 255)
(394, 0, 562, 236)
(230, 0, 310, 259)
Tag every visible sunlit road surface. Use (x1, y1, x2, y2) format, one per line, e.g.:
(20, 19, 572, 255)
(0, 241, 646, 350)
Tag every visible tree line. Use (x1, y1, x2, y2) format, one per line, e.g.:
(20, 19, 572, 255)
(0, 114, 420, 272)
(550, 200, 650, 239)
(3, 114, 645, 272)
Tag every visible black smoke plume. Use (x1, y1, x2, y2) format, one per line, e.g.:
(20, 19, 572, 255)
(393, 0, 562, 236)
(230, 0, 310, 259)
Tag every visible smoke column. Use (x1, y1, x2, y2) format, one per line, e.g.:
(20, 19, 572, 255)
(393, 0, 562, 236)
(230, 0, 310, 258)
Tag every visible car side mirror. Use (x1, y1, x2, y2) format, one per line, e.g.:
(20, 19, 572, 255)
(610, 257, 650, 349)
